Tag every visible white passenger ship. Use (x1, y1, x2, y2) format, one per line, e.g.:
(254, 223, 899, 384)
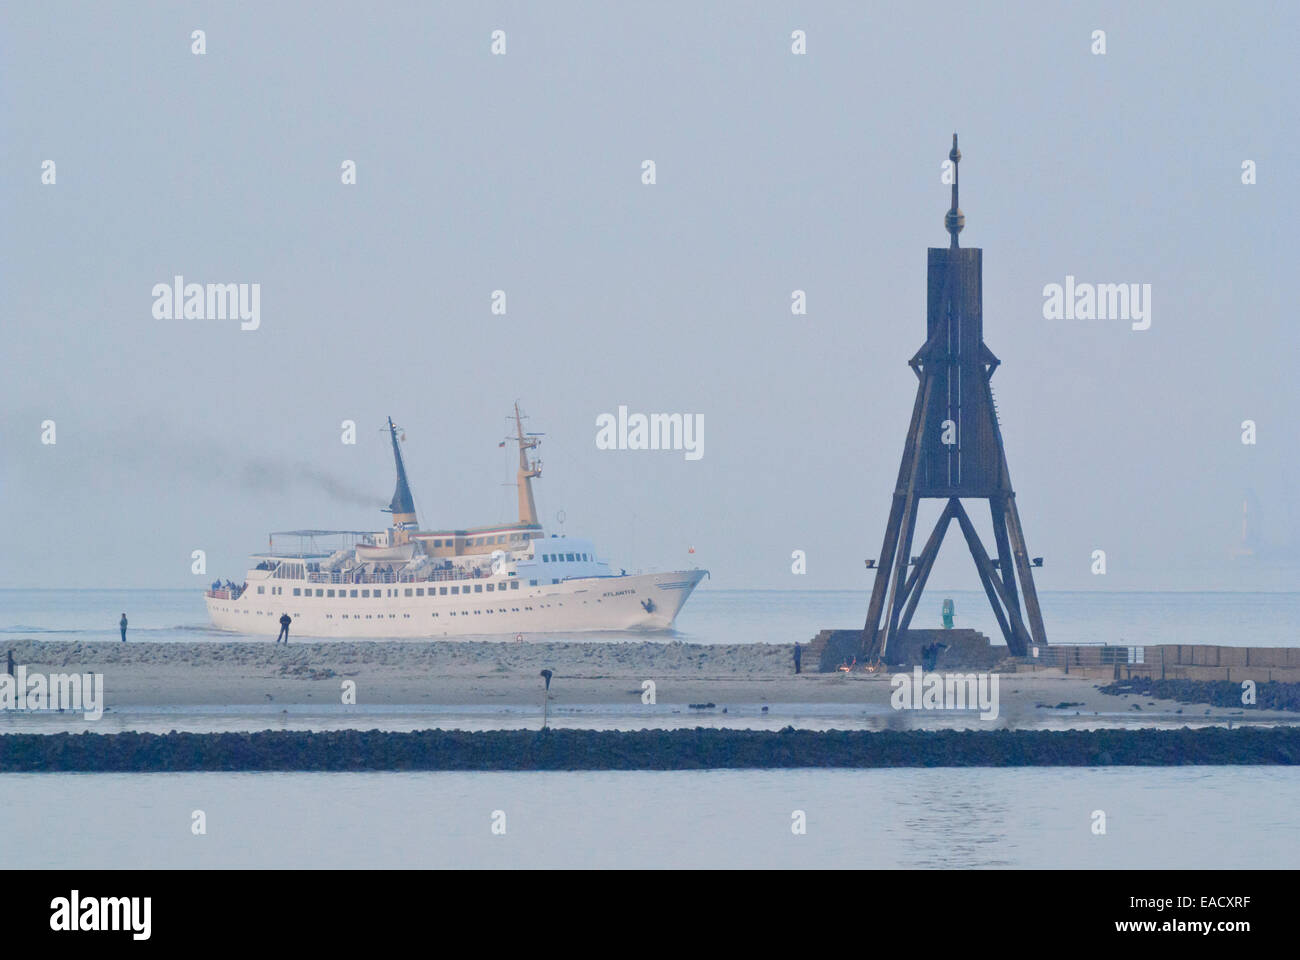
(205, 405, 708, 639)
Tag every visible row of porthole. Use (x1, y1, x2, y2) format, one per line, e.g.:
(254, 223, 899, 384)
(424, 531, 539, 548)
(286, 581, 528, 600)
(321, 604, 563, 619)
(223, 601, 568, 619)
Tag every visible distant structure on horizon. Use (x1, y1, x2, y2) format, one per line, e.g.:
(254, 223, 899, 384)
(862, 134, 1047, 663)
(1230, 495, 1258, 559)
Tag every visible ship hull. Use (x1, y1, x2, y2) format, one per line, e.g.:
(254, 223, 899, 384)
(206, 569, 707, 639)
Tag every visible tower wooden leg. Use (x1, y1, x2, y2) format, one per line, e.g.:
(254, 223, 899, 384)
(882, 497, 921, 656)
(990, 496, 1020, 613)
(863, 378, 934, 661)
(863, 495, 906, 661)
(1004, 493, 1047, 646)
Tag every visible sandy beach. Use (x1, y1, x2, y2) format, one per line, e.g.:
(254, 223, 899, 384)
(5, 639, 1294, 726)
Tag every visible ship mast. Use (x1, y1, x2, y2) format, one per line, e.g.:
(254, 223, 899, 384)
(384, 416, 418, 541)
(511, 401, 542, 527)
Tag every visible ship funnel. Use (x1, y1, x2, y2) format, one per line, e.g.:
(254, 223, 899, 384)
(385, 416, 418, 535)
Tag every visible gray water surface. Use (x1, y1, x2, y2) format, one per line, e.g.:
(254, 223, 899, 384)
(4, 767, 1296, 869)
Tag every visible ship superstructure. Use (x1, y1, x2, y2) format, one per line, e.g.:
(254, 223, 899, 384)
(206, 404, 707, 638)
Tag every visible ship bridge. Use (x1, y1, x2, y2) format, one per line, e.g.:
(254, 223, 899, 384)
(513, 535, 611, 584)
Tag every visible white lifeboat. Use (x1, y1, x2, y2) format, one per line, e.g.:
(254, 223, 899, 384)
(355, 542, 416, 562)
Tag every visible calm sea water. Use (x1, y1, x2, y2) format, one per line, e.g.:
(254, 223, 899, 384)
(1, 767, 1295, 869)
(3, 588, 1299, 647)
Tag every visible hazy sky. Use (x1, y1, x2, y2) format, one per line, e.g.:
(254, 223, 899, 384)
(2, 2, 1297, 594)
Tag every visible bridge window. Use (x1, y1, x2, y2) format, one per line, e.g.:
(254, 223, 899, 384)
(292, 588, 301, 596)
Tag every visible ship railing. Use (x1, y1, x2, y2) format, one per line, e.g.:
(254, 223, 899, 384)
(205, 588, 244, 601)
(410, 567, 488, 583)
(306, 571, 396, 585)
(303, 566, 490, 587)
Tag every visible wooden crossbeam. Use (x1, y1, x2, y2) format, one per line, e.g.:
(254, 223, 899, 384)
(899, 498, 958, 632)
(952, 500, 1031, 655)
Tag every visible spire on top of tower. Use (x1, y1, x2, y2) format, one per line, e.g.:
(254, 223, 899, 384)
(944, 133, 965, 248)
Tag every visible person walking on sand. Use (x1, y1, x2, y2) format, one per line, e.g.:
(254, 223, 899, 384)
(277, 613, 291, 644)
(793, 641, 802, 675)
(119, 613, 128, 642)
(6, 649, 14, 677)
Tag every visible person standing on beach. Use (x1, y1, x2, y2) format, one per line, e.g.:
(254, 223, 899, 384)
(119, 613, 128, 642)
(277, 613, 291, 644)
(793, 642, 802, 674)
(6, 649, 13, 676)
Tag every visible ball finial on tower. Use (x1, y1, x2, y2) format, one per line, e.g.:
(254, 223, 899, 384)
(945, 132, 965, 247)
